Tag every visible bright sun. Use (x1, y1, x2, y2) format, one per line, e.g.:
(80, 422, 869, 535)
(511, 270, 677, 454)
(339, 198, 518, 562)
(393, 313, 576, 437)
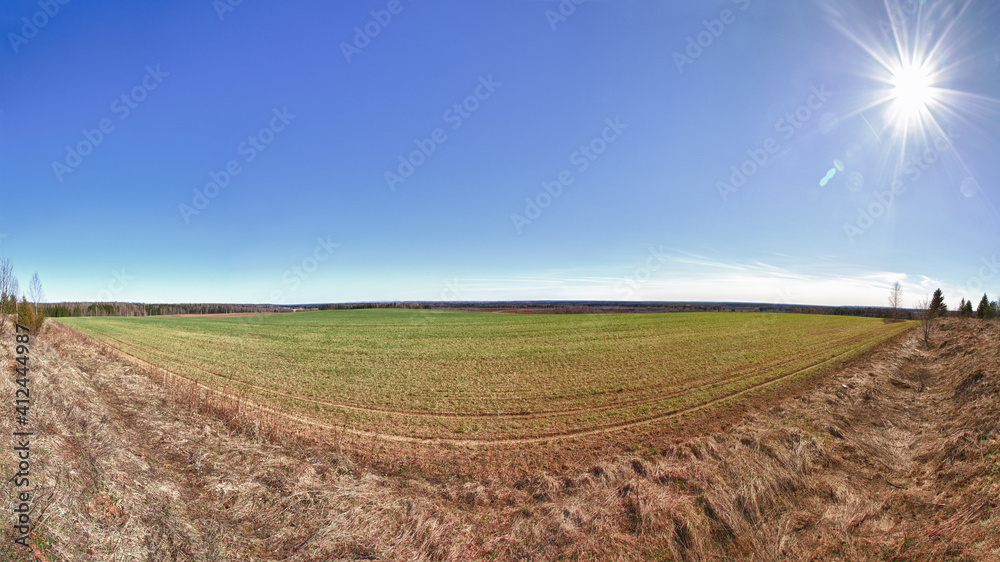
(889, 63, 936, 123)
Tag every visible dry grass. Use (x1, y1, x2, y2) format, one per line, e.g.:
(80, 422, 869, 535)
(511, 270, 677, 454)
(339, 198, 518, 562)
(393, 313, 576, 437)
(1, 318, 998, 560)
(1, 321, 478, 560)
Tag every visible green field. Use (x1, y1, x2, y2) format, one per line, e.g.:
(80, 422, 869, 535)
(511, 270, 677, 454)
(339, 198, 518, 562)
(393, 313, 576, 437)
(59, 310, 913, 441)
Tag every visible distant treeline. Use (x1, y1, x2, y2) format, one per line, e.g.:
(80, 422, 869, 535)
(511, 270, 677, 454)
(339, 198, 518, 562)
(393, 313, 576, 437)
(43, 302, 292, 317)
(404, 301, 918, 319)
(41, 300, 921, 319)
(317, 302, 432, 310)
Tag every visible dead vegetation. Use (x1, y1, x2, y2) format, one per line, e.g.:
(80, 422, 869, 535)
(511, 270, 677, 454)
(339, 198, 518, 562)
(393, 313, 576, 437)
(1, 318, 999, 560)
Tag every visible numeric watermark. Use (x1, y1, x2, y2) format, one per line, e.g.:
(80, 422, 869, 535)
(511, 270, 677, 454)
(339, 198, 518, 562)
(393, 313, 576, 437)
(11, 323, 33, 550)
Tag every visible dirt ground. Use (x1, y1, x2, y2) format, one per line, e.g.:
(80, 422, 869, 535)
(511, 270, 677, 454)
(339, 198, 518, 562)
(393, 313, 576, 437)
(2, 318, 999, 560)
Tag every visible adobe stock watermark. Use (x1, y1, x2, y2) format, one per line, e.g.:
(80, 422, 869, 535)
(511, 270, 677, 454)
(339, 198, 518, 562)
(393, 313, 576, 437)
(614, 246, 669, 298)
(717, 84, 833, 201)
(384, 75, 501, 192)
(7, 0, 71, 54)
(340, 0, 412, 63)
(673, 0, 751, 73)
(957, 255, 998, 297)
(266, 236, 340, 304)
(51, 65, 169, 182)
(511, 117, 627, 234)
(440, 278, 467, 301)
(179, 107, 295, 223)
(544, 0, 587, 31)
(878, 0, 923, 41)
(843, 128, 958, 243)
(749, 286, 795, 329)
(212, 0, 247, 21)
(96, 268, 135, 302)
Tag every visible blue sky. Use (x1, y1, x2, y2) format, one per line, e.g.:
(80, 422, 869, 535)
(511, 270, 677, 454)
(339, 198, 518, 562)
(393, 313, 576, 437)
(1, 0, 998, 307)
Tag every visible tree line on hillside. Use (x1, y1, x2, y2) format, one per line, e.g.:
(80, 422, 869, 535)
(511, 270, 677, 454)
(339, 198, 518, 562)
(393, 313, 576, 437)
(0, 258, 46, 333)
(890, 282, 997, 320)
(317, 302, 432, 310)
(946, 291, 998, 319)
(43, 302, 294, 317)
(18, 282, 1000, 323)
(898, 284, 998, 344)
(423, 301, 917, 318)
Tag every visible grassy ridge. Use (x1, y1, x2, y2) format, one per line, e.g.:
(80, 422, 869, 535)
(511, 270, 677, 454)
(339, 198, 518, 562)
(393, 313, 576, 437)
(59, 310, 914, 440)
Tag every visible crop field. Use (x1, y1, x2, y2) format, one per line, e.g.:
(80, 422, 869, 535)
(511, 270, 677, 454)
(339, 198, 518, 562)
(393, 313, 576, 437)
(58, 310, 913, 442)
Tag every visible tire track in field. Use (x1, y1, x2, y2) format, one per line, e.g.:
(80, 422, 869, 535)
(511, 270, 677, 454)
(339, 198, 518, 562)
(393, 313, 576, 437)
(71, 323, 914, 446)
(82, 313, 901, 409)
(88, 329, 887, 424)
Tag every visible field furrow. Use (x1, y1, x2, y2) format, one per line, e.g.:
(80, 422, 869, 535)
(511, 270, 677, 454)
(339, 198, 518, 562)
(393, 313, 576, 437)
(59, 310, 914, 441)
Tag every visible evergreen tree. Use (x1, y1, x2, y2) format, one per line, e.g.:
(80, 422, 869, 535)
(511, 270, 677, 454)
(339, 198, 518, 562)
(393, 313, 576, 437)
(929, 288, 947, 317)
(977, 294, 991, 319)
(16, 296, 33, 330)
(963, 300, 974, 317)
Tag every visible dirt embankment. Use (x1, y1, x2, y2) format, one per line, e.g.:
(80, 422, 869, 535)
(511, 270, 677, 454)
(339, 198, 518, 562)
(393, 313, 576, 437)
(2, 319, 999, 560)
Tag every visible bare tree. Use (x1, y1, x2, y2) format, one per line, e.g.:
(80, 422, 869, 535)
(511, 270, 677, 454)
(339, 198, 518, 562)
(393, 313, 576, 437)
(888, 281, 903, 320)
(29, 272, 44, 315)
(917, 295, 933, 345)
(0, 258, 13, 330)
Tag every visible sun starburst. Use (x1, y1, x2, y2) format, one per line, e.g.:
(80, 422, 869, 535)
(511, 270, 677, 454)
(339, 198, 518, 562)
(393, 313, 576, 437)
(817, 0, 1000, 202)
(887, 61, 938, 124)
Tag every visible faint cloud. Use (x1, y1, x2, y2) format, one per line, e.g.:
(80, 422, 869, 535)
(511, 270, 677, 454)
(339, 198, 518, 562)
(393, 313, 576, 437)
(671, 256, 748, 271)
(615, 246, 669, 298)
(433, 256, 927, 306)
(918, 275, 942, 287)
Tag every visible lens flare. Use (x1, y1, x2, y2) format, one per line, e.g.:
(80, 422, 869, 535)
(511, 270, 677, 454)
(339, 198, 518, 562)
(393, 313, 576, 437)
(819, 168, 837, 186)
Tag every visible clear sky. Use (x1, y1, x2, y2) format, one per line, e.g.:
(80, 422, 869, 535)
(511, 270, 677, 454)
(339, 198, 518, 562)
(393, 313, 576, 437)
(2, 0, 998, 307)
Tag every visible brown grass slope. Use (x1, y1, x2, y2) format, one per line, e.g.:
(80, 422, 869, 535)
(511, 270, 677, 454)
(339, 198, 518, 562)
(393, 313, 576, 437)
(1, 319, 999, 560)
